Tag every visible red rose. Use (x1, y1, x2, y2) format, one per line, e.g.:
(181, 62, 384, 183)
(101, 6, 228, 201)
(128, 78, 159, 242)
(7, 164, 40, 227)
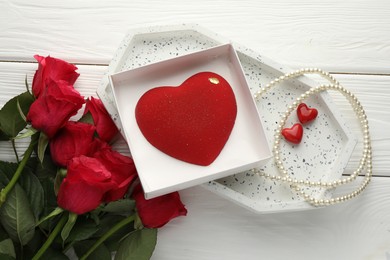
(26, 79, 85, 138)
(57, 156, 116, 215)
(32, 55, 79, 98)
(88, 137, 112, 154)
(132, 184, 187, 228)
(94, 147, 137, 202)
(50, 122, 97, 167)
(84, 97, 118, 142)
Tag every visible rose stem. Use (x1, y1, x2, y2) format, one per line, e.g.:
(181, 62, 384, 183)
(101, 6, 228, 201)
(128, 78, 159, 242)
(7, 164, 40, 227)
(32, 212, 68, 260)
(0, 140, 34, 206)
(80, 214, 135, 260)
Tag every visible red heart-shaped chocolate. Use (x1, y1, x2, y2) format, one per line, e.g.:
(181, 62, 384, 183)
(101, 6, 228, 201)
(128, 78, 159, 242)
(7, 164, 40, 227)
(135, 72, 237, 166)
(297, 103, 318, 124)
(282, 123, 303, 144)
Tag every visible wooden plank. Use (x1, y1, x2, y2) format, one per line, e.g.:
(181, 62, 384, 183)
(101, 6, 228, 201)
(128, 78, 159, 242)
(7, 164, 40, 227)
(155, 177, 390, 259)
(325, 74, 390, 177)
(153, 178, 390, 260)
(1, 0, 390, 74)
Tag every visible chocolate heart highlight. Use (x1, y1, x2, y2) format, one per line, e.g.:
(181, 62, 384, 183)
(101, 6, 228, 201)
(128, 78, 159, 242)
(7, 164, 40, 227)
(297, 103, 318, 124)
(135, 72, 237, 166)
(281, 123, 303, 144)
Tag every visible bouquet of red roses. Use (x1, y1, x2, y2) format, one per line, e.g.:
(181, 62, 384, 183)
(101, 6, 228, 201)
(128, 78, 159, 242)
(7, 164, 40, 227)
(0, 55, 187, 259)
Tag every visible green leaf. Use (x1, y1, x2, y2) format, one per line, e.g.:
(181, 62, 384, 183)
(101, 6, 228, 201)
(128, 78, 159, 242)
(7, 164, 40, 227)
(0, 238, 16, 258)
(93, 215, 126, 237)
(0, 184, 35, 245)
(88, 211, 100, 226)
(0, 225, 9, 241)
(0, 253, 15, 260)
(36, 207, 64, 227)
(25, 75, 32, 96)
(78, 112, 94, 125)
(104, 223, 135, 253)
(0, 160, 44, 221)
(66, 219, 99, 243)
(61, 213, 77, 243)
(54, 168, 66, 196)
(100, 199, 135, 215)
(0, 161, 15, 184)
(0, 173, 8, 188)
(13, 127, 38, 140)
(74, 240, 111, 260)
(0, 162, 15, 205)
(34, 155, 57, 180)
(39, 179, 58, 232)
(24, 229, 44, 257)
(16, 99, 27, 122)
(87, 214, 134, 253)
(41, 247, 69, 260)
(0, 131, 8, 141)
(37, 132, 49, 163)
(62, 219, 100, 257)
(104, 228, 133, 253)
(133, 213, 143, 230)
(0, 91, 34, 139)
(114, 229, 157, 260)
(18, 168, 44, 220)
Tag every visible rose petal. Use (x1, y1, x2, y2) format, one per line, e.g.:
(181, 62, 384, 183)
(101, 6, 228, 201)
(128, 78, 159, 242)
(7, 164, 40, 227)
(132, 185, 187, 228)
(94, 148, 137, 202)
(50, 122, 97, 167)
(32, 55, 79, 98)
(57, 156, 116, 214)
(84, 97, 118, 142)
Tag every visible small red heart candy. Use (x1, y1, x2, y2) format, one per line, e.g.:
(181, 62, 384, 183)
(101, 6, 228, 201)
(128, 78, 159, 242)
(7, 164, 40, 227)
(297, 103, 318, 124)
(281, 123, 303, 144)
(135, 72, 237, 166)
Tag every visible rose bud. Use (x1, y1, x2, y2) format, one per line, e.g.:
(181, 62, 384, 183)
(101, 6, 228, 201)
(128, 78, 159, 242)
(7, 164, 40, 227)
(32, 55, 79, 98)
(27, 79, 84, 138)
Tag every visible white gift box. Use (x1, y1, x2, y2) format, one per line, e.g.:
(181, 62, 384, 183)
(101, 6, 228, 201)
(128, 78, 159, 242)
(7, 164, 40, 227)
(108, 43, 271, 199)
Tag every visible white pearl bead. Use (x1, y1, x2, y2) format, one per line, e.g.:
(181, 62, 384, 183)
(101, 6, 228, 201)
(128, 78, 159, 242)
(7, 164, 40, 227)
(253, 67, 372, 208)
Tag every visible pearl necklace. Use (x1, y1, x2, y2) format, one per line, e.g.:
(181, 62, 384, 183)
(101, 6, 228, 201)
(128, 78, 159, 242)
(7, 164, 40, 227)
(252, 68, 372, 207)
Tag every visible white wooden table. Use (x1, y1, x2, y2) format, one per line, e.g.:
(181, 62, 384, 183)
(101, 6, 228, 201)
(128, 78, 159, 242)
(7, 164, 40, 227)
(1, 1, 390, 259)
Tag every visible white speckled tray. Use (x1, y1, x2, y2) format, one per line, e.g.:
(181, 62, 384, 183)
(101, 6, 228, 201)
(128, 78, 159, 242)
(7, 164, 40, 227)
(97, 24, 357, 213)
